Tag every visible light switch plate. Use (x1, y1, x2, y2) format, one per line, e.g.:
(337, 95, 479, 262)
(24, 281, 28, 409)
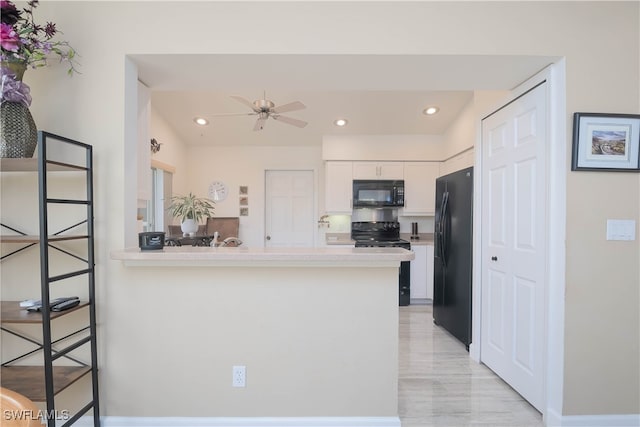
(606, 219, 636, 241)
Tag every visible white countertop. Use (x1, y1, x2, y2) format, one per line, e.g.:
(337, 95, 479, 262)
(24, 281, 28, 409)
(111, 246, 414, 267)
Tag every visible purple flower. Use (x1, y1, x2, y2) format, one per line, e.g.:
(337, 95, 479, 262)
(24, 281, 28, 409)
(0, 0, 78, 74)
(0, 1, 21, 25)
(0, 22, 20, 52)
(44, 22, 56, 38)
(1, 67, 32, 106)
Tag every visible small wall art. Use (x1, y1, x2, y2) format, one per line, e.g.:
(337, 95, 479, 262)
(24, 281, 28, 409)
(572, 113, 640, 172)
(239, 196, 248, 206)
(240, 207, 249, 216)
(239, 186, 248, 195)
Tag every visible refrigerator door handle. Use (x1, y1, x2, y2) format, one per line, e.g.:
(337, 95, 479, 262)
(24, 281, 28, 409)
(440, 191, 449, 267)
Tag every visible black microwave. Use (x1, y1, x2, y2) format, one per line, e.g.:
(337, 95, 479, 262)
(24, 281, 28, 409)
(353, 180, 405, 208)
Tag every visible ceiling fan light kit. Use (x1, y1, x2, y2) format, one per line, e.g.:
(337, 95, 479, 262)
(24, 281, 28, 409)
(208, 92, 308, 131)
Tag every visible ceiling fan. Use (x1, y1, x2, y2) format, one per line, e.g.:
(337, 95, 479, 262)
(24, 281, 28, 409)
(210, 92, 308, 131)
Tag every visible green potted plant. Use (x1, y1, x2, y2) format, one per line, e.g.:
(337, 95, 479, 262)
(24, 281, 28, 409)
(168, 192, 215, 236)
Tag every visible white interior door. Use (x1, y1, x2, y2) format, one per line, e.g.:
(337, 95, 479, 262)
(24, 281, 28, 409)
(481, 83, 547, 411)
(265, 170, 315, 247)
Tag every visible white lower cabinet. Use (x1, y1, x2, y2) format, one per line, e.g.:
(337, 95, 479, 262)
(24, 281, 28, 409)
(426, 244, 434, 300)
(410, 244, 435, 301)
(410, 245, 428, 300)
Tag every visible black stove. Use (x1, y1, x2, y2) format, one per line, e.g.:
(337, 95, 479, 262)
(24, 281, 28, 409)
(352, 221, 411, 305)
(354, 239, 411, 249)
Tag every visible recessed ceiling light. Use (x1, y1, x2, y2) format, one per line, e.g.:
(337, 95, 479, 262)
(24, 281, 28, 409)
(334, 118, 348, 127)
(194, 117, 209, 126)
(423, 106, 440, 116)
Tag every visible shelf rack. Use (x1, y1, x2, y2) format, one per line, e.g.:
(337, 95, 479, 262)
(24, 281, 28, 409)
(0, 131, 100, 426)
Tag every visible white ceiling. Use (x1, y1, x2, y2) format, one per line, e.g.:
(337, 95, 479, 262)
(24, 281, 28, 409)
(135, 54, 558, 147)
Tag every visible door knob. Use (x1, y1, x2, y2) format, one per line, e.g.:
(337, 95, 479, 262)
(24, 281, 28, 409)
(266, 235, 271, 240)
(491, 256, 498, 261)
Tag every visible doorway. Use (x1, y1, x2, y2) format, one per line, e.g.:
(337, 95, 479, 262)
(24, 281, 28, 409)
(264, 170, 315, 247)
(473, 64, 567, 421)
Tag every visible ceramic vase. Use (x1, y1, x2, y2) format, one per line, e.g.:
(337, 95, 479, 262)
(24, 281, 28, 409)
(0, 60, 38, 158)
(0, 101, 38, 158)
(180, 219, 198, 237)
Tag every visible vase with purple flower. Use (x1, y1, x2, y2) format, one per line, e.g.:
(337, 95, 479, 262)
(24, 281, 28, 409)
(0, 62, 36, 157)
(1, 0, 78, 157)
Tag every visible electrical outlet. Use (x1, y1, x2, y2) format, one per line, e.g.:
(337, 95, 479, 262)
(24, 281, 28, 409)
(232, 365, 246, 387)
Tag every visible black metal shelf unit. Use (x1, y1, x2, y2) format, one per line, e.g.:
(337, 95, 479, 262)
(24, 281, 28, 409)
(0, 131, 100, 426)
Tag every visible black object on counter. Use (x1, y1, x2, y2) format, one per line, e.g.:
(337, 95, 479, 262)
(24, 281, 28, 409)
(411, 222, 420, 239)
(138, 232, 165, 250)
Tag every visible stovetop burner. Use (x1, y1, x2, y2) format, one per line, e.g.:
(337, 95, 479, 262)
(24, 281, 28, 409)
(354, 239, 411, 249)
(351, 221, 410, 249)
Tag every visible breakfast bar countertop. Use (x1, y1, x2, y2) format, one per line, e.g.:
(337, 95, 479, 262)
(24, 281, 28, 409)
(111, 245, 414, 267)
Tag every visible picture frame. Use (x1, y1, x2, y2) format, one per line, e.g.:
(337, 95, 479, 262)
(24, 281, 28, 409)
(239, 196, 248, 206)
(239, 207, 249, 216)
(571, 112, 640, 172)
(239, 186, 248, 195)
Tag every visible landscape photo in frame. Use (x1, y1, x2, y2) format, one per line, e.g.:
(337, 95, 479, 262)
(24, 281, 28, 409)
(572, 113, 640, 171)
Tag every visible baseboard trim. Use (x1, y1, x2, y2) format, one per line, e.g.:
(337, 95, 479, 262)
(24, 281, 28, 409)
(78, 416, 402, 427)
(545, 410, 640, 427)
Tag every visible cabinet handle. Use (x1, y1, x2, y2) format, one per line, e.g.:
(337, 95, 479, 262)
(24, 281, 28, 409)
(491, 256, 497, 261)
(266, 235, 271, 241)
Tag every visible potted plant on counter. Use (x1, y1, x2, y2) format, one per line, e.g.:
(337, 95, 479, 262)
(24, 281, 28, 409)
(168, 192, 215, 236)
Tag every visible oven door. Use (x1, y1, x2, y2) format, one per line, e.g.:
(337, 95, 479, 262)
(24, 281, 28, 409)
(353, 180, 404, 207)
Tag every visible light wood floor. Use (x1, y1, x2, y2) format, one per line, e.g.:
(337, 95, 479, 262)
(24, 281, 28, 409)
(399, 304, 544, 426)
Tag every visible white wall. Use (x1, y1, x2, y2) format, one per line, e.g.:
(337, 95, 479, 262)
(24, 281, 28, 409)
(149, 106, 189, 196)
(322, 134, 444, 160)
(19, 0, 640, 419)
(185, 145, 323, 247)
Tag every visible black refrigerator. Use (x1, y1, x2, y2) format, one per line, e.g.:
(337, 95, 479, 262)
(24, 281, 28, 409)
(433, 167, 473, 350)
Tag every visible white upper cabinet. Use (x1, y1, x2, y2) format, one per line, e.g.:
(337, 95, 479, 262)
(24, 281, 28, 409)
(325, 161, 353, 214)
(403, 162, 440, 215)
(352, 162, 404, 180)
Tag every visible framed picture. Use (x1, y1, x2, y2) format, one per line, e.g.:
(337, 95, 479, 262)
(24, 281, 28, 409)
(239, 186, 248, 195)
(239, 207, 249, 216)
(239, 196, 248, 206)
(572, 113, 640, 171)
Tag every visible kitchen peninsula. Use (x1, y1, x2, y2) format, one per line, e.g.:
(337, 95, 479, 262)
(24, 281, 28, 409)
(109, 246, 412, 424)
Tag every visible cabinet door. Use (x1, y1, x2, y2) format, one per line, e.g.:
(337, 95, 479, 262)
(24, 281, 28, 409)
(403, 162, 440, 215)
(410, 245, 428, 300)
(325, 161, 353, 214)
(378, 162, 404, 180)
(352, 162, 379, 179)
(353, 162, 404, 180)
(426, 244, 434, 300)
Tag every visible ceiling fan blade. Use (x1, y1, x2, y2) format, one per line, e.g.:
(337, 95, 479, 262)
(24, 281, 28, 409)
(271, 115, 308, 128)
(270, 101, 306, 114)
(230, 95, 260, 112)
(207, 112, 257, 117)
(253, 117, 266, 131)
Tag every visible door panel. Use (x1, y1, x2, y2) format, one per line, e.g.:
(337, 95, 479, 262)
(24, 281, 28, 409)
(481, 83, 547, 411)
(487, 270, 506, 353)
(265, 170, 314, 247)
